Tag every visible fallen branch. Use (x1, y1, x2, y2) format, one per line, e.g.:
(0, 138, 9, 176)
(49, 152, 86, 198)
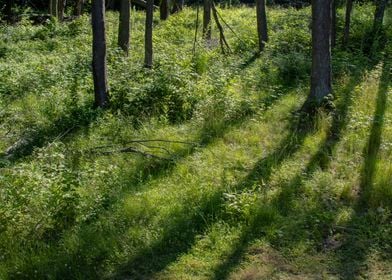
(211, 2, 231, 54)
(89, 139, 198, 160)
(93, 146, 170, 160)
(91, 139, 198, 150)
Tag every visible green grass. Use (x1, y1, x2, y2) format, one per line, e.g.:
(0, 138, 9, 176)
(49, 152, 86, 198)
(0, 4, 391, 280)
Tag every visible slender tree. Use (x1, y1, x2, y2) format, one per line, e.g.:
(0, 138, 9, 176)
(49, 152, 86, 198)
(256, 0, 268, 52)
(74, 0, 84, 16)
(373, 0, 389, 32)
(4, 0, 14, 23)
(118, 0, 130, 54)
(343, 0, 353, 46)
(303, 0, 332, 111)
(50, 0, 58, 18)
(58, 0, 66, 21)
(92, 0, 110, 107)
(145, 0, 154, 67)
(203, 0, 211, 39)
(160, 0, 170, 20)
(172, 0, 184, 13)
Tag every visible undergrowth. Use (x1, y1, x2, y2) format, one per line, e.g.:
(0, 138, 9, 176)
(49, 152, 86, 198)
(0, 4, 391, 280)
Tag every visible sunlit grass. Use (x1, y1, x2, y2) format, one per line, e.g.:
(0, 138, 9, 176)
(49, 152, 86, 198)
(0, 3, 391, 280)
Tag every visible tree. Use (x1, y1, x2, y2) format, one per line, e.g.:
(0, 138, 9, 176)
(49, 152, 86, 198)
(58, 0, 66, 21)
(203, 0, 211, 39)
(331, 0, 336, 47)
(256, 0, 268, 52)
(303, 0, 332, 111)
(160, 0, 170, 20)
(74, 0, 84, 16)
(343, 0, 353, 46)
(373, 0, 389, 32)
(4, 0, 14, 23)
(145, 0, 154, 67)
(172, 0, 184, 13)
(118, 0, 130, 54)
(92, 0, 110, 107)
(50, 0, 58, 18)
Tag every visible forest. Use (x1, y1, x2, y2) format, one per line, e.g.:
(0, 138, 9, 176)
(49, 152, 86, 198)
(0, 0, 391, 279)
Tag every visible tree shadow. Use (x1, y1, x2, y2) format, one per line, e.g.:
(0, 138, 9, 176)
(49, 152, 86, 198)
(4, 69, 298, 280)
(0, 55, 95, 166)
(333, 48, 391, 280)
(209, 57, 379, 279)
(0, 102, 101, 165)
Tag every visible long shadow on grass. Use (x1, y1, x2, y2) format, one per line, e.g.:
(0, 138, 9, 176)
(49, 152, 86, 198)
(0, 56, 95, 166)
(6, 76, 298, 280)
(210, 60, 377, 279)
(0, 103, 101, 165)
(210, 114, 318, 280)
(333, 49, 391, 280)
(102, 90, 299, 280)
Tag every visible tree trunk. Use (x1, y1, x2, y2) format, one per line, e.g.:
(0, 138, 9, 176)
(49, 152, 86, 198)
(50, 0, 58, 18)
(74, 0, 84, 16)
(172, 0, 184, 13)
(343, 0, 353, 46)
(304, 0, 332, 110)
(256, 0, 268, 52)
(160, 0, 170, 20)
(203, 0, 211, 40)
(373, 0, 389, 32)
(118, 0, 130, 54)
(145, 0, 154, 68)
(58, 0, 66, 21)
(92, 0, 110, 108)
(4, 0, 14, 23)
(331, 0, 336, 48)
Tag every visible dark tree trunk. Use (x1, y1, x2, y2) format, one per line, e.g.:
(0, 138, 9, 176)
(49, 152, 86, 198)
(256, 0, 268, 52)
(4, 0, 14, 23)
(145, 0, 154, 68)
(331, 0, 337, 48)
(304, 0, 332, 110)
(203, 0, 211, 40)
(160, 0, 170, 20)
(118, 0, 130, 54)
(50, 0, 58, 18)
(373, 0, 389, 32)
(92, 0, 110, 108)
(172, 0, 184, 13)
(74, 0, 84, 16)
(58, 0, 66, 21)
(343, 0, 353, 46)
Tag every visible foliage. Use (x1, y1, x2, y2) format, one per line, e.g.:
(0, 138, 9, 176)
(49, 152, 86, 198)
(0, 4, 391, 280)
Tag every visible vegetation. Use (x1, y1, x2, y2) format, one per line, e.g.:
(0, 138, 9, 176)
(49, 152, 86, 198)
(0, 2, 391, 280)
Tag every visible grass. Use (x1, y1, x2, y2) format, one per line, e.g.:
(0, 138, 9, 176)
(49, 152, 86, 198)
(0, 3, 391, 280)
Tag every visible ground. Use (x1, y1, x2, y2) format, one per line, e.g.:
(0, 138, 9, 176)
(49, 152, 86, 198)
(0, 4, 391, 280)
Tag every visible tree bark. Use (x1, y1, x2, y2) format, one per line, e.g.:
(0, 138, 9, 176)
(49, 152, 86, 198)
(92, 0, 110, 108)
(373, 0, 389, 32)
(343, 0, 353, 46)
(74, 0, 84, 16)
(145, 0, 154, 68)
(118, 0, 130, 54)
(203, 0, 211, 40)
(4, 0, 14, 23)
(58, 0, 66, 21)
(172, 0, 184, 13)
(304, 0, 332, 110)
(331, 0, 337, 48)
(256, 0, 268, 52)
(160, 0, 170, 20)
(50, 0, 59, 18)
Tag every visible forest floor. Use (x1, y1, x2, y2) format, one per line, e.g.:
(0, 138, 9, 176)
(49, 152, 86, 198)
(0, 4, 391, 280)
